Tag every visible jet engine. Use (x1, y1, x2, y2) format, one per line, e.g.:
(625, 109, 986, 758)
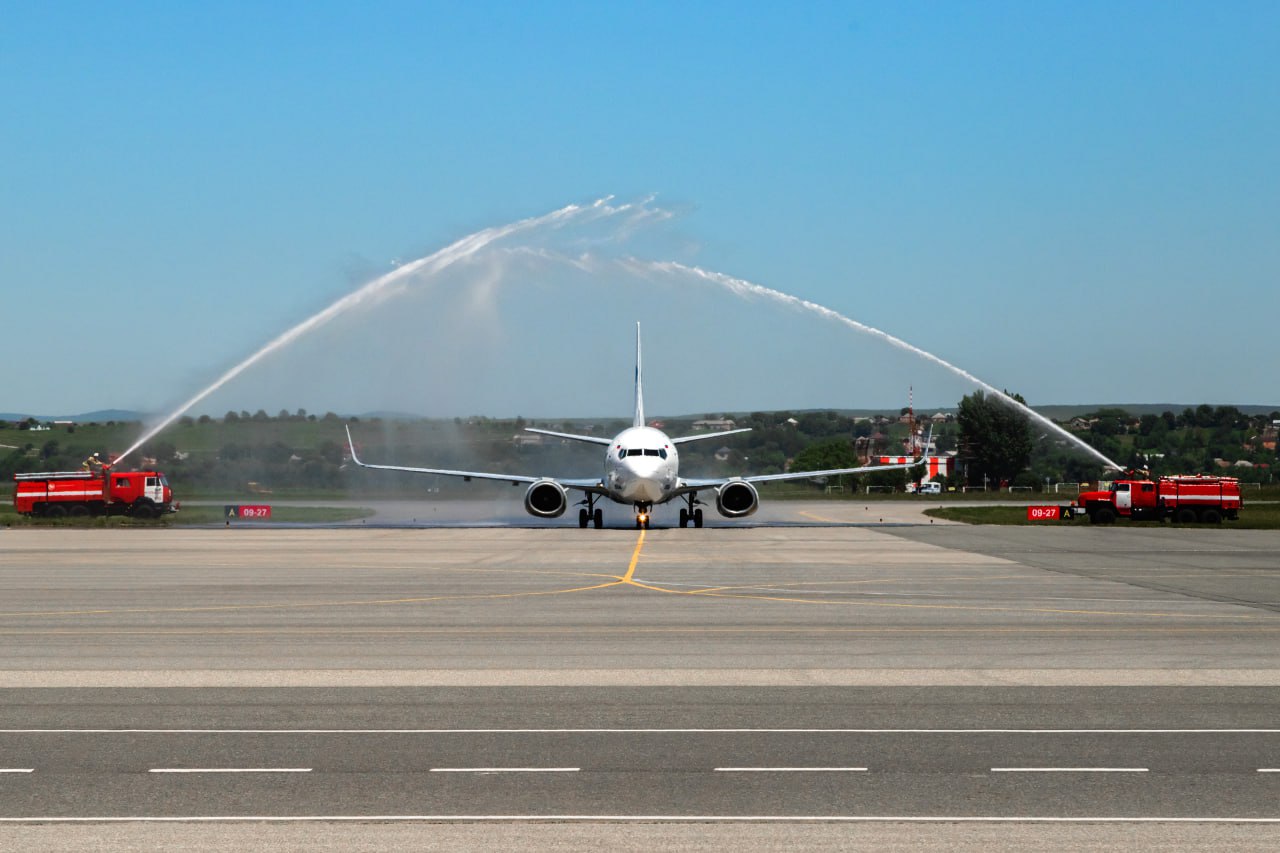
(715, 479, 759, 518)
(523, 479, 568, 518)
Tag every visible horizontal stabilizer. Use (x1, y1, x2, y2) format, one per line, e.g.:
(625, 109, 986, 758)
(523, 428, 613, 446)
(670, 428, 753, 445)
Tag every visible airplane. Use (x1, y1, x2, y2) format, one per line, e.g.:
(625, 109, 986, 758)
(346, 324, 931, 529)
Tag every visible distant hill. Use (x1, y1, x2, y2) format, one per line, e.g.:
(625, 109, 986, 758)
(0, 409, 144, 423)
(1029, 404, 1280, 419)
(3, 403, 1277, 426)
(707, 404, 1280, 420)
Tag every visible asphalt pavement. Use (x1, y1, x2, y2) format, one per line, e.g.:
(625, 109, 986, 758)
(3, 502, 1280, 847)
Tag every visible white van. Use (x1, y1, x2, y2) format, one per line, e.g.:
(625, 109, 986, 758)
(917, 481, 942, 495)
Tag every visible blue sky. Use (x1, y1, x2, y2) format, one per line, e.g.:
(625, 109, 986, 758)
(4, 1, 1277, 417)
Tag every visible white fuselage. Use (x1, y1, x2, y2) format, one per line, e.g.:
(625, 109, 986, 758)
(604, 425, 679, 506)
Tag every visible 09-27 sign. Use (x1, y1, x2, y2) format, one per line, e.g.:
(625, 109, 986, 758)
(1026, 506, 1061, 521)
(224, 504, 272, 520)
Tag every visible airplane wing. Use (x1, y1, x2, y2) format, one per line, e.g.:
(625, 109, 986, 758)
(669, 428, 753, 445)
(674, 458, 924, 492)
(346, 427, 606, 492)
(678, 426, 934, 491)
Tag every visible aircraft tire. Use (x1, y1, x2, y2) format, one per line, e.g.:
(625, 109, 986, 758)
(593, 508, 603, 529)
(578, 509, 589, 528)
(693, 508, 704, 528)
(679, 508, 689, 528)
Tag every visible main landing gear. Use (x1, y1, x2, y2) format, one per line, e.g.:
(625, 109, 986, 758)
(678, 494, 704, 528)
(578, 495, 604, 529)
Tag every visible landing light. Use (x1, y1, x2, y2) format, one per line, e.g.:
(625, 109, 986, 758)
(638, 513, 648, 523)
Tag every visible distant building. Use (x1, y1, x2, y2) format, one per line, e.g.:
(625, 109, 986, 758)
(878, 452, 957, 481)
(693, 418, 736, 431)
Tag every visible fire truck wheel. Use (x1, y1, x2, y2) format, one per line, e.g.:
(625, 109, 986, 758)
(1175, 508, 1197, 524)
(68, 505, 89, 518)
(132, 502, 155, 520)
(1200, 508, 1222, 524)
(45, 505, 67, 519)
(1092, 507, 1115, 524)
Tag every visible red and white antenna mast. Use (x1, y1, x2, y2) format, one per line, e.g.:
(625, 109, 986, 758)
(908, 385, 916, 454)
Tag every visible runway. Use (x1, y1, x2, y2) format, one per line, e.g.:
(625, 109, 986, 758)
(3, 688, 1280, 820)
(2, 502, 1279, 846)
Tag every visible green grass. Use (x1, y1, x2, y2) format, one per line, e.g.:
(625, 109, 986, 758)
(925, 503, 1280, 529)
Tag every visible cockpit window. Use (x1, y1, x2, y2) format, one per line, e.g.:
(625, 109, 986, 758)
(621, 448, 668, 460)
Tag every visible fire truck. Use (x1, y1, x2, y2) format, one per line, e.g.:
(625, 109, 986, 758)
(13, 468, 175, 519)
(1075, 474, 1241, 524)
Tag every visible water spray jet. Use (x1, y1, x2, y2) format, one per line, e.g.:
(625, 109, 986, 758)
(114, 197, 656, 466)
(628, 259, 1125, 472)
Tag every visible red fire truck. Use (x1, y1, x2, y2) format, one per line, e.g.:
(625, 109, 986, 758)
(1075, 474, 1241, 525)
(13, 468, 175, 519)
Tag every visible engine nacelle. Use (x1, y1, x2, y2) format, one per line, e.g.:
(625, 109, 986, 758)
(715, 479, 759, 518)
(523, 479, 568, 518)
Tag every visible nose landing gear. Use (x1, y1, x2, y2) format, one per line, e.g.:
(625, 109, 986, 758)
(634, 502, 653, 529)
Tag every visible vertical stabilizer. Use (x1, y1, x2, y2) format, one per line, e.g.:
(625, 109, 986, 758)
(633, 322, 645, 428)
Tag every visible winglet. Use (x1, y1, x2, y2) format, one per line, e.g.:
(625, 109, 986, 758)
(345, 425, 364, 466)
(915, 424, 935, 481)
(633, 321, 645, 428)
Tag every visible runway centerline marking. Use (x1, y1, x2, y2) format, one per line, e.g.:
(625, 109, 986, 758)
(715, 767, 868, 772)
(991, 767, 1149, 773)
(145, 763, 312, 768)
(0, 768, 34, 773)
(429, 767, 579, 773)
